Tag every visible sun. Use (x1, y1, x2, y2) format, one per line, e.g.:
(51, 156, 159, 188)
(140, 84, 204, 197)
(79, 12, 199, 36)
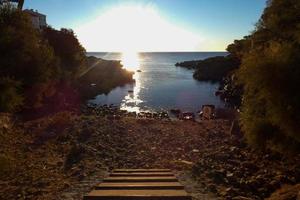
(121, 50, 140, 72)
(75, 5, 203, 52)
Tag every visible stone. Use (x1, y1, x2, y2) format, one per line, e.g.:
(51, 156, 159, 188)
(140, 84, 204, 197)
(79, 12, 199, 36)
(207, 184, 217, 193)
(192, 149, 200, 153)
(232, 196, 252, 200)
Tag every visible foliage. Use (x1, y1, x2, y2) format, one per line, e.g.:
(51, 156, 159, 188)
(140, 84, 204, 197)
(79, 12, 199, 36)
(0, 154, 13, 179)
(0, 6, 89, 113)
(78, 56, 134, 98)
(193, 56, 239, 82)
(0, 6, 134, 113)
(219, 73, 243, 108)
(43, 27, 86, 79)
(64, 144, 85, 170)
(226, 36, 252, 59)
(0, 77, 23, 112)
(0, 5, 59, 111)
(176, 56, 240, 82)
(0, 5, 58, 86)
(237, 0, 300, 152)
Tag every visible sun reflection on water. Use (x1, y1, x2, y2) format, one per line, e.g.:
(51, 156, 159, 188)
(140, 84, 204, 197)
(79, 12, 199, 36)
(121, 51, 140, 72)
(120, 52, 143, 112)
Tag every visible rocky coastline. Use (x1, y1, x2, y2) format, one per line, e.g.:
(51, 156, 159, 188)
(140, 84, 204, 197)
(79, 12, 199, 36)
(175, 56, 242, 108)
(78, 56, 135, 100)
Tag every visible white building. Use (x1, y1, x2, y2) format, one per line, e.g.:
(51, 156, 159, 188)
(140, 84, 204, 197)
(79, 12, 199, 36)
(0, 0, 24, 10)
(23, 9, 47, 29)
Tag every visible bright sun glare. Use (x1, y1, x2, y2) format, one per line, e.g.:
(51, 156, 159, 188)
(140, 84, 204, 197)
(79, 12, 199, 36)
(121, 51, 140, 71)
(75, 5, 204, 52)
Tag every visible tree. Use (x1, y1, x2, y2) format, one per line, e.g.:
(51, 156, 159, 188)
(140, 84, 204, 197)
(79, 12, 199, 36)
(0, 77, 23, 112)
(0, 5, 58, 111)
(0, 5, 58, 86)
(43, 27, 86, 79)
(237, 0, 300, 153)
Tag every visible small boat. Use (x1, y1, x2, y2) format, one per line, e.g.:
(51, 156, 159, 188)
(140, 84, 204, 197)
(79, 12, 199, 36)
(136, 70, 142, 72)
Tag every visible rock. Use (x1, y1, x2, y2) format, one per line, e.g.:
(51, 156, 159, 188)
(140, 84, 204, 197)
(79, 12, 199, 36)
(208, 170, 226, 184)
(229, 120, 242, 137)
(268, 179, 281, 190)
(226, 172, 234, 177)
(266, 184, 300, 200)
(241, 161, 259, 172)
(192, 149, 200, 153)
(232, 196, 253, 200)
(218, 187, 238, 198)
(63, 182, 71, 189)
(0, 114, 11, 130)
(207, 183, 217, 193)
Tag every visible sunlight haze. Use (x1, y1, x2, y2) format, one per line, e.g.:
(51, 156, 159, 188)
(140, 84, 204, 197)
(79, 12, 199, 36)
(24, 0, 266, 52)
(75, 5, 205, 52)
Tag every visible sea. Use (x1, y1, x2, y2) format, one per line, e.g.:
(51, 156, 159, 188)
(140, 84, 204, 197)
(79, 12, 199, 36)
(87, 52, 228, 113)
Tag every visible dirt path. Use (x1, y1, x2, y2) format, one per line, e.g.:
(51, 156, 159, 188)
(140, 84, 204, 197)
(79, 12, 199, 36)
(55, 117, 229, 199)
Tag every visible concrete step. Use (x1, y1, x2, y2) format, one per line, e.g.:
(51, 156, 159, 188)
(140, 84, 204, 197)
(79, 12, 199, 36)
(110, 172, 174, 177)
(103, 176, 177, 182)
(95, 182, 184, 190)
(83, 189, 192, 200)
(83, 169, 191, 200)
(113, 169, 172, 173)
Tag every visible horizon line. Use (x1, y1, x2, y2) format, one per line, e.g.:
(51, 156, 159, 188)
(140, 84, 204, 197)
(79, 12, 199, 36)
(87, 51, 228, 53)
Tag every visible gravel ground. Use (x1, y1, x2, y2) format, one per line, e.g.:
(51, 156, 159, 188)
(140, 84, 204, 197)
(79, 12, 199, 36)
(1, 112, 299, 200)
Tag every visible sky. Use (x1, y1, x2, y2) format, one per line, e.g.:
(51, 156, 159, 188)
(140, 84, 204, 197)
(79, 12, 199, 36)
(24, 0, 267, 52)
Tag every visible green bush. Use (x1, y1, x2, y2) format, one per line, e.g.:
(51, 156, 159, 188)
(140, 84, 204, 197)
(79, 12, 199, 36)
(0, 5, 58, 87)
(0, 77, 23, 112)
(43, 27, 86, 79)
(0, 6, 87, 112)
(64, 144, 85, 170)
(0, 154, 13, 179)
(236, 0, 300, 153)
(193, 56, 240, 82)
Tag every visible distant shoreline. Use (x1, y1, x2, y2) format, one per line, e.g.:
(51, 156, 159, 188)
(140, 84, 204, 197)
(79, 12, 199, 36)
(86, 51, 229, 54)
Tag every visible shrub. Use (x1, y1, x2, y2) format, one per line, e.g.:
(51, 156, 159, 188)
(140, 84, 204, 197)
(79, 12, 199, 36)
(0, 154, 13, 179)
(238, 43, 300, 153)
(43, 27, 86, 79)
(0, 5, 58, 87)
(236, 0, 300, 153)
(0, 77, 23, 112)
(64, 144, 85, 170)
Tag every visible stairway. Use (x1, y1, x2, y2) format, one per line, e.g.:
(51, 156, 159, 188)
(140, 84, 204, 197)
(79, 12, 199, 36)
(83, 169, 191, 200)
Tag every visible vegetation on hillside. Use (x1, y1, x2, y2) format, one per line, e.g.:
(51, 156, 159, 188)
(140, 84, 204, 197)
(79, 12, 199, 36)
(0, 5, 133, 114)
(176, 0, 300, 153)
(78, 56, 134, 99)
(176, 56, 239, 82)
(175, 55, 243, 108)
(235, 0, 300, 153)
(0, 5, 58, 111)
(43, 27, 86, 79)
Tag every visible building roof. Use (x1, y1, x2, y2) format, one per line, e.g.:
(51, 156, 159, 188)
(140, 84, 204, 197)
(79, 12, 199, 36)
(23, 9, 46, 17)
